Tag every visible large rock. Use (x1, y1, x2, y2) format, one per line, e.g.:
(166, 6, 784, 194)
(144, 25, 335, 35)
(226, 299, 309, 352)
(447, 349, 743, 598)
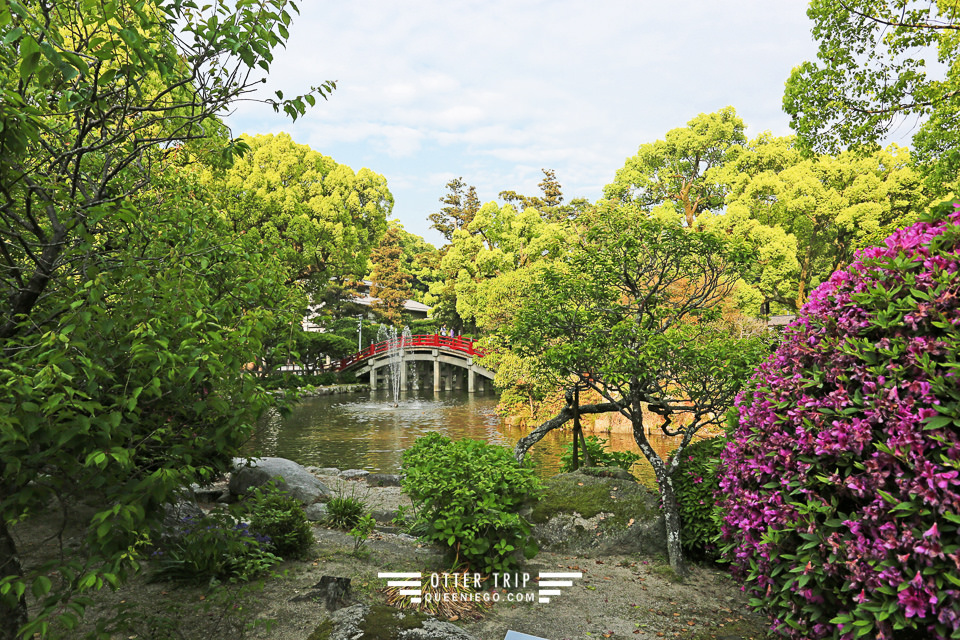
(365, 473, 402, 487)
(304, 503, 329, 522)
(308, 604, 478, 640)
(530, 471, 667, 556)
(230, 457, 332, 504)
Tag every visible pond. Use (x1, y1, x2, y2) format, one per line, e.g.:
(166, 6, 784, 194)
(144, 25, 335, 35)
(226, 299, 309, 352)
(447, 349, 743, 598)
(246, 389, 682, 488)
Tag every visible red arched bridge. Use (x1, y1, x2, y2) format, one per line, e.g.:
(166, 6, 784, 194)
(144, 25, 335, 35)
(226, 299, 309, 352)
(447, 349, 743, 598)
(334, 333, 494, 393)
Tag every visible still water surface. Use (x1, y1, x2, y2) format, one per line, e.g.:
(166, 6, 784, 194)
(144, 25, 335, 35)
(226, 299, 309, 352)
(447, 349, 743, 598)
(247, 389, 679, 486)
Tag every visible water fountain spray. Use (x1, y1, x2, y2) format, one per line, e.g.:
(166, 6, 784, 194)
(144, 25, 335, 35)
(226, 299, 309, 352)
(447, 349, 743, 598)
(376, 325, 411, 406)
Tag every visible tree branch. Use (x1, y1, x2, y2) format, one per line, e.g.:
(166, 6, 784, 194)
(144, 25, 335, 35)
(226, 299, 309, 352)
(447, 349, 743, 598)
(514, 401, 620, 464)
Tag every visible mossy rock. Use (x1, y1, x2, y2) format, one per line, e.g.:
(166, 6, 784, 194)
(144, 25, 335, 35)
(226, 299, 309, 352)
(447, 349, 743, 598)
(530, 471, 665, 556)
(306, 619, 334, 640)
(531, 470, 653, 526)
(577, 466, 636, 481)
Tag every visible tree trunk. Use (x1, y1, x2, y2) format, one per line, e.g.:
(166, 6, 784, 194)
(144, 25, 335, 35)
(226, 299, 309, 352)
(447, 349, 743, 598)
(571, 386, 581, 470)
(653, 463, 686, 577)
(0, 517, 27, 639)
(629, 395, 687, 576)
(578, 423, 591, 467)
(571, 424, 580, 471)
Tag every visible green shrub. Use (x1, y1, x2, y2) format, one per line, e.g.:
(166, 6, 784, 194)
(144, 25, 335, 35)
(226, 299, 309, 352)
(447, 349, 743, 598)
(401, 433, 541, 573)
(671, 436, 723, 559)
(407, 318, 438, 334)
(559, 435, 641, 472)
(247, 484, 314, 559)
(151, 511, 279, 584)
(263, 371, 357, 389)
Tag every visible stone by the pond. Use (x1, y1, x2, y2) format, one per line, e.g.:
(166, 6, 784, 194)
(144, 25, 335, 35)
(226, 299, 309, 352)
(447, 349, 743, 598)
(310, 467, 342, 476)
(371, 508, 397, 522)
(531, 471, 667, 556)
(189, 482, 227, 503)
(304, 503, 329, 522)
(365, 473, 402, 487)
(339, 468, 370, 480)
(308, 604, 477, 640)
(230, 457, 332, 504)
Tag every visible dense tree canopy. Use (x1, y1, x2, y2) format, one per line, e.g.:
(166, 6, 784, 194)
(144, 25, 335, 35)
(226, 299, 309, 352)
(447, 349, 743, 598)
(369, 224, 414, 325)
(708, 137, 933, 310)
(435, 200, 568, 329)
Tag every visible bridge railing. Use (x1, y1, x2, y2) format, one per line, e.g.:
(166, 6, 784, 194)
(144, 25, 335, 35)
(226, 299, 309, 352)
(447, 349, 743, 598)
(332, 333, 480, 372)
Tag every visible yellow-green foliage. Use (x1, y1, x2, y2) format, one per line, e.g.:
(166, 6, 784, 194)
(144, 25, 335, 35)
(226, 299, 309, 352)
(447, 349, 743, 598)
(206, 132, 392, 281)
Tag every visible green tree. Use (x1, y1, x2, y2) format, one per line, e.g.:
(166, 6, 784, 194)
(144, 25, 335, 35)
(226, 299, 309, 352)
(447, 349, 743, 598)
(369, 224, 413, 326)
(0, 1, 330, 342)
(428, 177, 480, 242)
(503, 204, 770, 575)
(0, 1, 323, 635)
(784, 0, 960, 184)
(1, 163, 302, 637)
(604, 107, 746, 227)
(208, 132, 392, 286)
(294, 330, 356, 374)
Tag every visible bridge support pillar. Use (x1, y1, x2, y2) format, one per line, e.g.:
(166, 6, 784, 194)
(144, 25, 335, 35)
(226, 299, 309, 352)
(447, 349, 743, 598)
(369, 366, 377, 390)
(468, 367, 475, 393)
(433, 356, 440, 392)
(400, 357, 407, 390)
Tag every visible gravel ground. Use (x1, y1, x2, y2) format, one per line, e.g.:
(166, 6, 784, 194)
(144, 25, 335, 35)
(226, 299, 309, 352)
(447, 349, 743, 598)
(16, 473, 766, 640)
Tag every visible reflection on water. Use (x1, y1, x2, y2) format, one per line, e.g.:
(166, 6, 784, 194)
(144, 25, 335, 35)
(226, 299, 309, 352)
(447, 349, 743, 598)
(247, 389, 681, 488)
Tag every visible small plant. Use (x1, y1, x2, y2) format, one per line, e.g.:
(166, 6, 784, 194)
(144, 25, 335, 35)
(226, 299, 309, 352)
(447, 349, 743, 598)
(559, 435, 641, 472)
(150, 511, 279, 584)
(325, 485, 368, 530)
(671, 436, 723, 559)
(401, 433, 541, 574)
(390, 504, 412, 530)
(348, 513, 376, 554)
(247, 483, 314, 559)
(93, 579, 274, 639)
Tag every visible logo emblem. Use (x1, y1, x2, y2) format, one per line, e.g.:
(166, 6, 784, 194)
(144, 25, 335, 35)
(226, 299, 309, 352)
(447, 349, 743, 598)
(378, 572, 423, 603)
(536, 571, 582, 603)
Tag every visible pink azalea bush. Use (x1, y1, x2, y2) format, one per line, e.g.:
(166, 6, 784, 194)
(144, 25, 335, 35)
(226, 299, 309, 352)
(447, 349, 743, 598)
(719, 202, 960, 639)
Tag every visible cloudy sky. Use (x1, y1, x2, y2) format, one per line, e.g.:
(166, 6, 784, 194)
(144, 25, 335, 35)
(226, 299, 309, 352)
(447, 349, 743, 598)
(225, 1, 825, 246)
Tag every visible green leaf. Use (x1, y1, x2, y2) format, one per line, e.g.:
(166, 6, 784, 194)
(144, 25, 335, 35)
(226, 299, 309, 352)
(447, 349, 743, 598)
(19, 35, 41, 78)
(32, 576, 51, 598)
(923, 414, 954, 431)
(3, 26, 23, 44)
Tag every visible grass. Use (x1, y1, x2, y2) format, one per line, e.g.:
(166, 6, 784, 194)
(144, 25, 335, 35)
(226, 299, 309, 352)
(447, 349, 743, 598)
(649, 562, 683, 583)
